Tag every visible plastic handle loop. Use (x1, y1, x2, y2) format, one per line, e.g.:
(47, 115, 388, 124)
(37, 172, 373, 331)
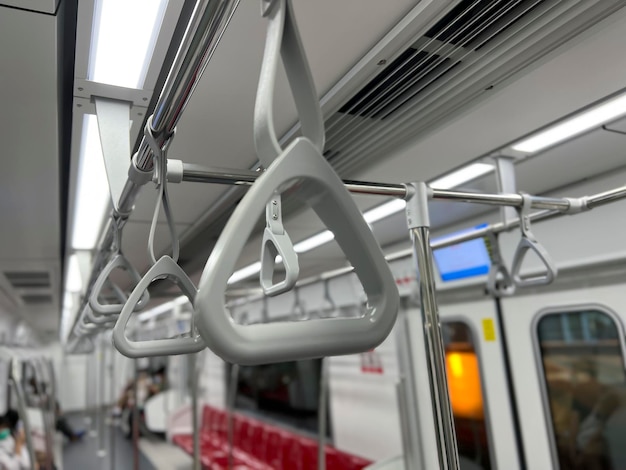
(89, 254, 149, 315)
(260, 193, 299, 296)
(256, 0, 314, 293)
(112, 256, 205, 358)
(195, 137, 399, 365)
(484, 233, 515, 297)
(511, 193, 558, 288)
(255, 0, 324, 168)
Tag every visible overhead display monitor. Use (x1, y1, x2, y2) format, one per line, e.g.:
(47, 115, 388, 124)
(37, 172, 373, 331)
(433, 224, 491, 282)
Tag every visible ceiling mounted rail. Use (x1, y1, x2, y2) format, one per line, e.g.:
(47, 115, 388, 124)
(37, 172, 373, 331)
(67, 0, 240, 341)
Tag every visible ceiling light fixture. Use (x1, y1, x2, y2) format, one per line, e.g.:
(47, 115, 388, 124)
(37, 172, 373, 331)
(66, 254, 83, 293)
(512, 91, 626, 153)
(71, 115, 111, 250)
(430, 163, 494, 189)
(89, 0, 169, 89)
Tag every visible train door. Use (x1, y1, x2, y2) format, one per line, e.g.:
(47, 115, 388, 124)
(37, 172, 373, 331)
(437, 299, 522, 470)
(502, 283, 626, 470)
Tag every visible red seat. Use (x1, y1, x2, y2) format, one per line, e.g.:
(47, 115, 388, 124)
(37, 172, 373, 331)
(246, 420, 264, 458)
(282, 436, 303, 470)
(264, 428, 285, 469)
(299, 438, 319, 470)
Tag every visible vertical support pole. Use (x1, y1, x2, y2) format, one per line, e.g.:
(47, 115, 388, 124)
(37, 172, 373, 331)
(395, 379, 412, 467)
(394, 311, 425, 470)
(132, 360, 140, 470)
(494, 156, 517, 227)
(98, 335, 107, 460)
(191, 353, 201, 470)
(35, 360, 55, 470)
(227, 364, 239, 470)
(405, 182, 459, 470)
(44, 359, 58, 470)
(109, 341, 116, 470)
(87, 349, 96, 435)
(317, 358, 328, 470)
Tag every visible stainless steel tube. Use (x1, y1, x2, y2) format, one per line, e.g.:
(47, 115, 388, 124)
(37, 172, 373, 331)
(191, 353, 201, 470)
(227, 364, 239, 470)
(132, 361, 140, 470)
(586, 184, 626, 209)
(430, 189, 571, 211)
(317, 358, 328, 470)
(136, 0, 240, 170)
(411, 226, 459, 470)
(179, 163, 577, 209)
(69, 0, 239, 344)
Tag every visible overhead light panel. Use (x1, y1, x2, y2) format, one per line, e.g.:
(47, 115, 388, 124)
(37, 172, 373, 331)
(228, 261, 262, 285)
(65, 254, 83, 293)
(89, 0, 169, 89)
(512, 91, 626, 153)
(364, 199, 406, 224)
(72, 115, 111, 250)
(293, 230, 335, 254)
(430, 163, 494, 189)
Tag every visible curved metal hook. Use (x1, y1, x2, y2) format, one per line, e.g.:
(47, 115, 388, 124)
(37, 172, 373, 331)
(112, 256, 205, 358)
(511, 193, 557, 287)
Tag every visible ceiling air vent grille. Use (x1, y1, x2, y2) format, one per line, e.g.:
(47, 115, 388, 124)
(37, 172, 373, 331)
(322, 0, 624, 175)
(20, 294, 53, 305)
(4, 271, 51, 289)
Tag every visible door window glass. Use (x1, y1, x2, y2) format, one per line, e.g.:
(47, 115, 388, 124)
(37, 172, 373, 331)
(443, 321, 492, 470)
(537, 309, 626, 470)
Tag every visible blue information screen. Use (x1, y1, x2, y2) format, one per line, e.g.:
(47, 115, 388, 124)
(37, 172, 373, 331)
(432, 224, 491, 282)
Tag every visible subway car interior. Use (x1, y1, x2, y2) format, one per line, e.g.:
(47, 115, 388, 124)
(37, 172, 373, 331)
(4, 0, 626, 468)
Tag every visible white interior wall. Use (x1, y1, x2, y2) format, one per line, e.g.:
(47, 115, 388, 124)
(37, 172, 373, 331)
(328, 322, 403, 461)
(198, 349, 226, 410)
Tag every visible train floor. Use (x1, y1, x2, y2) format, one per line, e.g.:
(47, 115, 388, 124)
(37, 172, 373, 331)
(62, 412, 194, 469)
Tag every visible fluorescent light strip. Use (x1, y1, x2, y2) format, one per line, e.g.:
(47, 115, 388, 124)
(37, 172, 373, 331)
(429, 163, 494, 189)
(72, 115, 111, 250)
(137, 295, 189, 322)
(89, 0, 169, 89)
(364, 199, 407, 224)
(512, 91, 626, 153)
(65, 254, 83, 293)
(226, 162, 495, 284)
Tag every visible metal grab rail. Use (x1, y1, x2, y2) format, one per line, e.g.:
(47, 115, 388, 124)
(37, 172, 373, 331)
(68, 0, 239, 344)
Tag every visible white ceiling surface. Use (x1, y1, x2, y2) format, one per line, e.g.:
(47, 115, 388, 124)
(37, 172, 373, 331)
(72, 2, 626, 310)
(203, 6, 626, 285)
(0, 0, 59, 14)
(147, 0, 419, 224)
(0, 6, 60, 332)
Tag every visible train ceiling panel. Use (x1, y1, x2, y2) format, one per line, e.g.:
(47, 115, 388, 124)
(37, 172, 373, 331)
(321, 0, 625, 177)
(358, 5, 626, 186)
(0, 0, 59, 14)
(0, 5, 61, 330)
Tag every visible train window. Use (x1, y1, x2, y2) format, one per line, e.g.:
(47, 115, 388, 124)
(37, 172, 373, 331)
(442, 321, 492, 470)
(229, 359, 330, 437)
(536, 308, 626, 470)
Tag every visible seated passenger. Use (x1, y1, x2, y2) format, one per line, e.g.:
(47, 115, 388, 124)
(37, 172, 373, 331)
(0, 414, 32, 470)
